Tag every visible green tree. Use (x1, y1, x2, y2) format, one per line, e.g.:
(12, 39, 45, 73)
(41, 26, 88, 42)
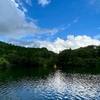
(0, 57, 10, 69)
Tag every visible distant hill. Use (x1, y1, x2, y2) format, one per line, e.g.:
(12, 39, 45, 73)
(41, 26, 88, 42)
(0, 41, 100, 73)
(57, 45, 100, 73)
(0, 41, 57, 68)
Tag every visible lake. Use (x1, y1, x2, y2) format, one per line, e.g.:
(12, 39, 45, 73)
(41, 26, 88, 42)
(0, 67, 100, 100)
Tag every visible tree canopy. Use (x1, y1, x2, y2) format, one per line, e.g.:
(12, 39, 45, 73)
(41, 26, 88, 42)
(0, 41, 100, 73)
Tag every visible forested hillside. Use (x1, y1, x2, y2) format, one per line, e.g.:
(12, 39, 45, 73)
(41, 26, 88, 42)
(57, 45, 100, 73)
(0, 41, 57, 68)
(0, 41, 100, 73)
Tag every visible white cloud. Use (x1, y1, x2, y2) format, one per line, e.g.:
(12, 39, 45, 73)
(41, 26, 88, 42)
(38, 0, 51, 7)
(0, 0, 58, 39)
(9, 35, 100, 53)
(38, 35, 100, 53)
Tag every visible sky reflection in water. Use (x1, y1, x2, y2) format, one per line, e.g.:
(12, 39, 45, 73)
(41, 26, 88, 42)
(0, 69, 100, 100)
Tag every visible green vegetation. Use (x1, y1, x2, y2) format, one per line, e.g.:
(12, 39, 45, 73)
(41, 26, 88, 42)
(0, 57, 9, 69)
(0, 41, 100, 73)
(0, 41, 57, 68)
(57, 46, 100, 73)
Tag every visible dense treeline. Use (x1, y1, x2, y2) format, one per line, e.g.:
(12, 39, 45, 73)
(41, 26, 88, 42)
(0, 41, 100, 73)
(57, 45, 100, 73)
(0, 41, 57, 68)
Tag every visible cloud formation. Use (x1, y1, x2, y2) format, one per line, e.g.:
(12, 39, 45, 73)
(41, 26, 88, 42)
(0, 0, 57, 39)
(9, 35, 100, 53)
(38, 0, 51, 7)
(38, 35, 100, 53)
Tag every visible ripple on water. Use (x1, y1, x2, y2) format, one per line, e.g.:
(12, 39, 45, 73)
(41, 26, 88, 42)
(0, 70, 100, 100)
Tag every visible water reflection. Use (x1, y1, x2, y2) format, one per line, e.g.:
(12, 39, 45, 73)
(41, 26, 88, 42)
(0, 68, 100, 100)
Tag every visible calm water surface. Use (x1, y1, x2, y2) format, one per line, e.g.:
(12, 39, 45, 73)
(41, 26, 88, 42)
(0, 67, 100, 100)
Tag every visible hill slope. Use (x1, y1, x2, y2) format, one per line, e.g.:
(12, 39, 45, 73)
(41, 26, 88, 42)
(0, 41, 100, 73)
(0, 41, 57, 68)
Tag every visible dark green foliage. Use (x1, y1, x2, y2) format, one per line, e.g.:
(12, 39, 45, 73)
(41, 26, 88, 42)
(0, 57, 9, 69)
(0, 41, 100, 73)
(0, 41, 57, 68)
(57, 45, 100, 72)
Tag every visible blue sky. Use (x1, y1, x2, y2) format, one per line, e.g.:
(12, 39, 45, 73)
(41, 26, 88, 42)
(0, 0, 100, 53)
(24, 0, 100, 39)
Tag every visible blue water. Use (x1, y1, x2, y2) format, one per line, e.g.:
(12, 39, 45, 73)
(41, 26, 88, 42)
(0, 68, 100, 100)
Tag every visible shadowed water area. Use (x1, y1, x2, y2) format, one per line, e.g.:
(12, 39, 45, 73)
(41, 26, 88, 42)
(0, 67, 100, 100)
